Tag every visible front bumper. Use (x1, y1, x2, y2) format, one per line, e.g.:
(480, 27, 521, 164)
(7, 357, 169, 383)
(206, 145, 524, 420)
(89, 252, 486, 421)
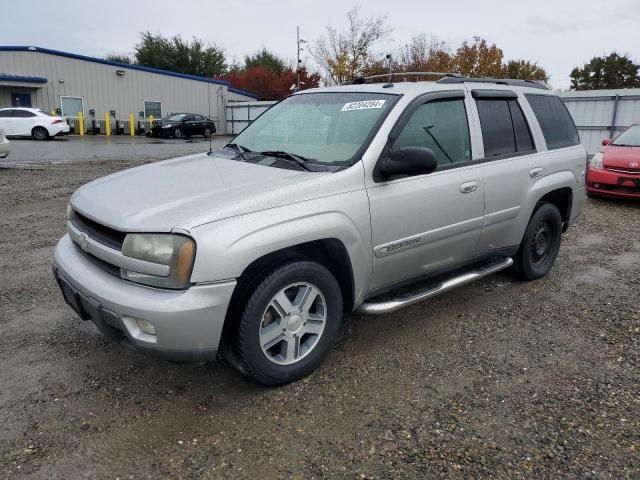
(53, 234, 236, 362)
(587, 167, 640, 198)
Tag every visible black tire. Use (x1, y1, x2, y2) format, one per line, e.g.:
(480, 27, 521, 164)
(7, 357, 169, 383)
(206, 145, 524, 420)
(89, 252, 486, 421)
(235, 260, 343, 386)
(32, 126, 49, 140)
(173, 127, 183, 139)
(513, 203, 563, 281)
(203, 127, 212, 138)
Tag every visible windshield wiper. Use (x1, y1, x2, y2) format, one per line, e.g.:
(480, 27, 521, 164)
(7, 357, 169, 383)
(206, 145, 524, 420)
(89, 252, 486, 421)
(223, 143, 252, 160)
(258, 150, 316, 171)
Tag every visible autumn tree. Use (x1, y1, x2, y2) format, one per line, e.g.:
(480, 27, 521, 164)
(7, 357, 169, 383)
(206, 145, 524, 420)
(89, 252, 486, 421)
(398, 34, 452, 73)
(451, 37, 505, 78)
(311, 6, 391, 84)
(570, 53, 640, 90)
(221, 66, 320, 101)
(505, 60, 549, 83)
(134, 31, 226, 76)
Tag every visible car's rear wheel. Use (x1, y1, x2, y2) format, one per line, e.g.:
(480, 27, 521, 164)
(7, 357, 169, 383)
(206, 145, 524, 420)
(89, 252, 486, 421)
(203, 127, 212, 138)
(513, 203, 563, 280)
(32, 126, 49, 140)
(234, 260, 343, 386)
(173, 127, 183, 139)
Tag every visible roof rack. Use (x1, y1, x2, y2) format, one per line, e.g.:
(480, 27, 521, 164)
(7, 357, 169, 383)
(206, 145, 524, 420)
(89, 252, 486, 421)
(344, 72, 463, 85)
(437, 76, 549, 90)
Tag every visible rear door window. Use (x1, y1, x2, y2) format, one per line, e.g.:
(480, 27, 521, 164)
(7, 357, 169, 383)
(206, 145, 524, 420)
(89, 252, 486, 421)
(12, 110, 36, 118)
(525, 94, 580, 150)
(475, 97, 534, 158)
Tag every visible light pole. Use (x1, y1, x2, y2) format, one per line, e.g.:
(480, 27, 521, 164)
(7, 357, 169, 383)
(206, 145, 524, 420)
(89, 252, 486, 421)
(296, 26, 307, 92)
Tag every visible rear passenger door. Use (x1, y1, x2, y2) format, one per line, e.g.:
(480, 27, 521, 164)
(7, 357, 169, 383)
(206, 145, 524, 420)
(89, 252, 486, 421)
(469, 89, 547, 253)
(11, 109, 37, 136)
(367, 91, 485, 291)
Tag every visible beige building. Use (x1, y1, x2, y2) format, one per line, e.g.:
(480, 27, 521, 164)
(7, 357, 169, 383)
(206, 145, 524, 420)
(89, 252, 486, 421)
(0, 46, 257, 134)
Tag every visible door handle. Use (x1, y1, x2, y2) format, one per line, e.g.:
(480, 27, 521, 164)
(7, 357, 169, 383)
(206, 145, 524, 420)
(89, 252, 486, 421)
(530, 167, 544, 178)
(460, 181, 478, 194)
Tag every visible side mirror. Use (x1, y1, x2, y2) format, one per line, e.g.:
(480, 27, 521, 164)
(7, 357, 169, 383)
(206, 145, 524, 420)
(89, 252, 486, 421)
(602, 138, 611, 146)
(376, 147, 438, 180)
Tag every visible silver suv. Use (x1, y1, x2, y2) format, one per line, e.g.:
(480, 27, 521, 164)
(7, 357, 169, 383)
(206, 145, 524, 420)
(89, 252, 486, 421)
(53, 76, 586, 385)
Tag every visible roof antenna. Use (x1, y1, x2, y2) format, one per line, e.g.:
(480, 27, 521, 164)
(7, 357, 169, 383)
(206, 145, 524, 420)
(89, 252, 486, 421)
(207, 82, 213, 155)
(383, 54, 394, 88)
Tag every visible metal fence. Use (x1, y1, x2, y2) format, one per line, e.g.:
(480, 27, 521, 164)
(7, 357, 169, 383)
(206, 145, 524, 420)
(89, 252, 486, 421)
(559, 89, 640, 155)
(226, 101, 276, 135)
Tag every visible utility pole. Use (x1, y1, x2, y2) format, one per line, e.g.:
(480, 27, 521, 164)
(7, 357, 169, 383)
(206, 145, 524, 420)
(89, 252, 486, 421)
(296, 26, 307, 92)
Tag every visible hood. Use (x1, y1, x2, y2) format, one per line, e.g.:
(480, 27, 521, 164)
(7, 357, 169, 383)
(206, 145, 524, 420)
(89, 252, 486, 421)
(602, 144, 640, 169)
(71, 151, 340, 233)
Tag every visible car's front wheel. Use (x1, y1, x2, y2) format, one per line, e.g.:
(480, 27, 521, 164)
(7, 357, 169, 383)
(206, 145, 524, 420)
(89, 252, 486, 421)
(173, 127, 183, 139)
(235, 261, 343, 386)
(32, 126, 49, 140)
(513, 202, 563, 280)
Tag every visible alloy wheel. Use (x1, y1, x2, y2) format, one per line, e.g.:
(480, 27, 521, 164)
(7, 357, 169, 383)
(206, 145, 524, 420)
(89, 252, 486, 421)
(259, 282, 327, 366)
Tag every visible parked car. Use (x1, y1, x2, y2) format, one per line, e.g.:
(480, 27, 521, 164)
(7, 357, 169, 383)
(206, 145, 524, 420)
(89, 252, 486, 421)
(587, 123, 640, 199)
(0, 107, 70, 140)
(0, 129, 9, 158)
(53, 77, 586, 385)
(150, 113, 216, 139)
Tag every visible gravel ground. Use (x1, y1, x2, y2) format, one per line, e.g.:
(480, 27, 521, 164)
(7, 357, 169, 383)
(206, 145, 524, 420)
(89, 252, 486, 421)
(0, 157, 639, 479)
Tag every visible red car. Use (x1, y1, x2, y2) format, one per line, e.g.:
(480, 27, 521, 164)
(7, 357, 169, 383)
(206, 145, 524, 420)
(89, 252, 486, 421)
(587, 123, 640, 199)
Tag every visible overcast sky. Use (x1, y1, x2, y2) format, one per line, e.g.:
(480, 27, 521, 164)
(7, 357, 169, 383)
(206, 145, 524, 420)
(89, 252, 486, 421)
(3, 0, 639, 89)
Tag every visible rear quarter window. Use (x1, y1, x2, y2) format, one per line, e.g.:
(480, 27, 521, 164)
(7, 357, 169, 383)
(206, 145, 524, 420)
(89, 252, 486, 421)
(525, 94, 580, 150)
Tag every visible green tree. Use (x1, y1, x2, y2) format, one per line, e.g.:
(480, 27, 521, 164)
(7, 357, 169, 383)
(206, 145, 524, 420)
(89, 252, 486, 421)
(570, 53, 640, 90)
(505, 59, 549, 83)
(244, 48, 287, 73)
(134, 31, 226, 76)
(105, 53, 133, 64)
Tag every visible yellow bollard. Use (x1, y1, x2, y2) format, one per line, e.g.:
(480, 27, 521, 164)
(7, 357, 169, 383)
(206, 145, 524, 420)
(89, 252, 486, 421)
(129, 113, 135, 136)
(149, 114, 154, 134)
(105, 112, 111, 136)
(51, 110, 55, 116)
(78, 112, 85, 136)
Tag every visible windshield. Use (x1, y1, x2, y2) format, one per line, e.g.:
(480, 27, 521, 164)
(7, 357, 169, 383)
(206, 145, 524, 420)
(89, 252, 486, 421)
(230, 92, 398, 165)
(165, 114, 187, 122)
(612, 125, 640, 146)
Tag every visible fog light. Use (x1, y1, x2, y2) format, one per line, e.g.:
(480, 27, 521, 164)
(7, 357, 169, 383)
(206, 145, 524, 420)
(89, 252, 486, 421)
(136, 318, 156, 335)
(593, 183, 600, 189)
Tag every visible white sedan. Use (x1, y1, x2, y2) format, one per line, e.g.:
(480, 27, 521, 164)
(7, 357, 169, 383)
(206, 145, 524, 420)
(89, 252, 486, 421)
(0, 107, 70, 140)
(0, 129, 9, 158)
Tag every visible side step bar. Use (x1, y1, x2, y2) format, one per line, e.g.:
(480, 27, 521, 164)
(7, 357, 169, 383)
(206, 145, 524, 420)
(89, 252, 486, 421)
(357, 257, 514, 315)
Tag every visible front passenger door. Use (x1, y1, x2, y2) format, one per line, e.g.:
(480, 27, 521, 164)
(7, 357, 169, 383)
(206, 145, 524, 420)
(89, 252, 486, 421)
(366, 92, 485, 291)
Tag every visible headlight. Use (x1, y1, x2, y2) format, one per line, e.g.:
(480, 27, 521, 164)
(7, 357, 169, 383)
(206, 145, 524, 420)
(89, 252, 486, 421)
(121, 234, 196, 289)
(589, 152, 604, 169)
(162, 124, 171, 129)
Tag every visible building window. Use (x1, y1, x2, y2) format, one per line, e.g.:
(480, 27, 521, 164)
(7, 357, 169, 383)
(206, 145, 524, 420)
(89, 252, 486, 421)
(144, 101, 162, 118)
(60, 96, 84, 118)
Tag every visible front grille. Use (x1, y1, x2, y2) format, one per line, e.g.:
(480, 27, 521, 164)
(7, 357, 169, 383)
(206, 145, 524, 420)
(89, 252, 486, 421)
(78, 248, 122, 277)
(70, 210, 126, 250)
(606, 167, 640, 175)
(596, 183, 640, 194)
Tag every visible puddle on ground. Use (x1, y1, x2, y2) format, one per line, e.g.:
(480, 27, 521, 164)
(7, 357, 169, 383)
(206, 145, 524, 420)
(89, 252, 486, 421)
(573, 266, 614, 284)
(576, 232, 604, 247)
(614, 251, 640, 269)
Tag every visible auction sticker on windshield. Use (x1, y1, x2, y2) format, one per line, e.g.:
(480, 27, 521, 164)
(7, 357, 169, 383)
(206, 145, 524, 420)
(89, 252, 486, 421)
(341, 100, 386, 112)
